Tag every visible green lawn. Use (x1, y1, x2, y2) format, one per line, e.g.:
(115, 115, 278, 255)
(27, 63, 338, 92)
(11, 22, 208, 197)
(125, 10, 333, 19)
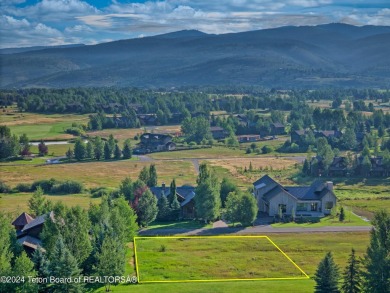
(272, 209, 371, 228)
(9, 122, 75, 140)
(143, 221, 212, 231)
(135, 237, 307, 282)
(94, 231, 369, 293)
(341, 198, 390, 220)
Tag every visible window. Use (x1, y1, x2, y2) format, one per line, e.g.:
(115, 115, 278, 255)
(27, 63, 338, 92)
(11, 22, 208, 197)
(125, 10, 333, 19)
(325, 201, 333, 210)
(297, 203, 306, 211)
(278, 204, 286, 214)
(311, 203, 318, 211)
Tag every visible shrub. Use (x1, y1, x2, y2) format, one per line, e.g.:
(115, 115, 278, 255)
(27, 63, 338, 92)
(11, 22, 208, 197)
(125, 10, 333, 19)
(51, 180, 84, 194)
(261, 145, 273, 154)
(91, 187, 110, 198)
(0, 181, 11, 193)
(15, 183, 32, 192)
(31, 178, 57, 193)
(65, 127, 85, 136)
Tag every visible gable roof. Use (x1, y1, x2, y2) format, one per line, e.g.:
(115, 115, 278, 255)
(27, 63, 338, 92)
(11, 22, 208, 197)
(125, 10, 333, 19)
(17, 235, 43, 251)
(22, 211, 54, 233)
(253, 175, 335, 202)
(272, 122, 285, 128)
(150, 186, 196, 206)
(12, 212, 34, 227)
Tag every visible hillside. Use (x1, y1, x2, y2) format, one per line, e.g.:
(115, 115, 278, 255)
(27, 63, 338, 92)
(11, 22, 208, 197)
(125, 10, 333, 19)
(1, 24, 390, 88)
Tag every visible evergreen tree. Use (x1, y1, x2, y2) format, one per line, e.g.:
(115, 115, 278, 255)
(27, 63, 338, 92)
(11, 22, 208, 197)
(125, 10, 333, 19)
(66, 147, 73, 161)
(363, 210, 390, 293)
(73, 138, 86, 161)
(119, 177, 133, 201)
(28, 186, 46, 216)
(12, 251, 38, 293)
(137, 190, 158, 227)
(339, 207, 346, 222)
(50, 237, 84, 293)
(32, 247, 51, 293)
(0, 213, 13, 293)
(138, 166, 150, 185)
(170, 192, 181, 220)
(112, 196, 138, 242)
(93, 136, 104, 161)
(108, 134, 116, 157)
(114, 143, 122, 160)
(86, 141, 93, 159)
(302, 159, 310, 176)
(104, 141, 111, 160)
(342, 128, 357, 150)
(122, 139, 132, 159)
(157, 194, 171, 221)
(169, 179, 177, 203)
(195, 177, 221, 223)
(314, 252, 340, 293)
(148, 164, 158, 187)
(341, 248, 362, 293)
(94, 234, 126, 292)
(220, 177, 238, 208)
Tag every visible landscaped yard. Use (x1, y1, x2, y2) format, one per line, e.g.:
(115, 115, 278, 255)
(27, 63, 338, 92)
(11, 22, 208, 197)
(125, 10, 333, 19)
(271, 209, 370, 228)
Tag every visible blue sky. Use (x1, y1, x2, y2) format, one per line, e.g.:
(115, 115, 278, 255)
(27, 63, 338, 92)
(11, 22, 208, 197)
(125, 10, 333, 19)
(1, 0, 389, 48)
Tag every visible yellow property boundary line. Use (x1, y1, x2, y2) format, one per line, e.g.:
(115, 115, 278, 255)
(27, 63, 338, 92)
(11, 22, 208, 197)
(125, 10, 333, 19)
(133, 235, 310, 284)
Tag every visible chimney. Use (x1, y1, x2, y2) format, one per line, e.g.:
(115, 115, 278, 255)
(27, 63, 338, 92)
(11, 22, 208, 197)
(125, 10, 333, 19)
(162, 182, 166, 191)
(326, 181, 333, 191)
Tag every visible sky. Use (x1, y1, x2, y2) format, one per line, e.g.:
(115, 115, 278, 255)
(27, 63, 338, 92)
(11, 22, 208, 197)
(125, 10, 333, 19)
(1, 0, 390, 48)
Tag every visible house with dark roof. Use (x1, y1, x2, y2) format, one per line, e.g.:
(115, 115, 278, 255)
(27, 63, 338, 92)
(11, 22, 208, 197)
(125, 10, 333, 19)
(270, 122, 285, 135)
(150, 183, 196, 219)
(328, 157, 349, 176)
(138, 133, 176, 153)
(12, 211, 55, 254)
(210, 126, 228, 140)
(253, 175, 337, 217)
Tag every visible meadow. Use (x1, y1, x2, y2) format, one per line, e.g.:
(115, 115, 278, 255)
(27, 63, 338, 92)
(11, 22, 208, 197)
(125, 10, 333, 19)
(94, 231, 370, 293)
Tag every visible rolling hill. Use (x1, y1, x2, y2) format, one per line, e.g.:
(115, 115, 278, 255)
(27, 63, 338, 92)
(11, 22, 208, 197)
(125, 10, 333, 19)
(1, 24, 390, 88)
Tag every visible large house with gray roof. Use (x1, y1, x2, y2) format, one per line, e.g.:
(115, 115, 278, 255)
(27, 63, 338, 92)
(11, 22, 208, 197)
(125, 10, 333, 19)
(253, 175, 337, 217)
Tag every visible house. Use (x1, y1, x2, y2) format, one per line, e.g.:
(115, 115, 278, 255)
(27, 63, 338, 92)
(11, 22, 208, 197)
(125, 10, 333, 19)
(237, 135, 260, 143)
(314, 130, 342, 140)
(290, 130, 307, 144)
(137, 114, 157, 125)
(12, 211, 55, 254)
(253, 175, 337, 217)
(138, 133, 176, 153)
(150, 183, 196, 219)
(270, 122, 285, 135)
(210, 126, 228, 140)
(356, 156, 386, 177)
(328, 157, 349, 177)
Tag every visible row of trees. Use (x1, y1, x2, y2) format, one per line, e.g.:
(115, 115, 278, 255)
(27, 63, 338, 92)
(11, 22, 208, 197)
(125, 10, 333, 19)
(68, 135, 132, 162)
(314, 210, 390, 293)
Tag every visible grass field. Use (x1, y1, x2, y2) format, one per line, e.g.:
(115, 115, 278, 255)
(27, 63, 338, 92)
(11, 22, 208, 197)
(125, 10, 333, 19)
(0, 159, 197, 188)
(94, 231, 369, 293)
(135, 236, 307, 282)
(342, 198, 390, 220)
(0, 192, 100, 215)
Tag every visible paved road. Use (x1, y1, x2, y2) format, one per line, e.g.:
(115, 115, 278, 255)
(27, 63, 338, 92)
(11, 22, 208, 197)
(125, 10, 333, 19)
(139, 224, 372, 236)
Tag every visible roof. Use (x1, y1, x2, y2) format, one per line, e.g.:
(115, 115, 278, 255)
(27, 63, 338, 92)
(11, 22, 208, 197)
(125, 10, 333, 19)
(253, 175, 335, 202)
(12, 212, 34, 227)
(272, 122, 285, 128)
(17, 235, 43, 251)
(210, 126, 225, 132)
(294, 130, 306, 136)
(150, 186, 196, 206)
(22, 211, 54, 233)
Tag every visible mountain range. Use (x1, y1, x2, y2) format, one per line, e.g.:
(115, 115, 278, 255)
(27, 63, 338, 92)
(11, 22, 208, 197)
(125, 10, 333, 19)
(1, 23, 390, 88)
